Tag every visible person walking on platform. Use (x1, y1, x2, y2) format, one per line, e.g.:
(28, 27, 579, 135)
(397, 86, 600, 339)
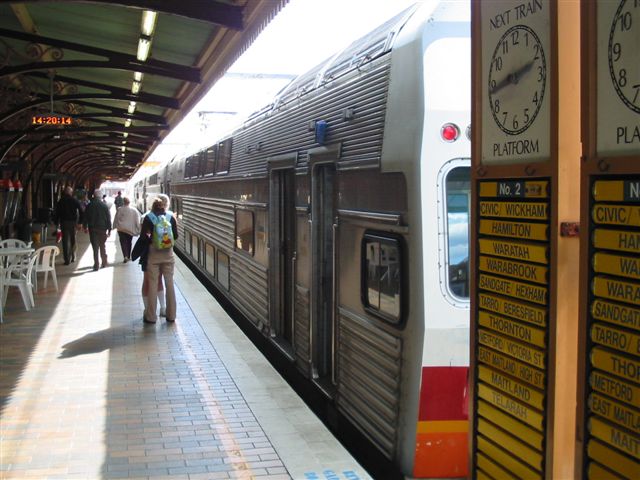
(55, 186, 82, 265)
(112, 197, 140, 263)
(140, 196, 177, 323)
(83, 189, 112, 271)
(114, 191, 124, 209)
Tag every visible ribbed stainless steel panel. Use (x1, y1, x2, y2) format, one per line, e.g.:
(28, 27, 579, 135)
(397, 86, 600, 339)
(294, 284, 310, 375)
(337, 307, 402, 459)
(230, 252, 268, 326)
(182, 196, 234, 250)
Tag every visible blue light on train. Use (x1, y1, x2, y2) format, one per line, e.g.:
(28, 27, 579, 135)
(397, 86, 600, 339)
(315, 120, 328, 144)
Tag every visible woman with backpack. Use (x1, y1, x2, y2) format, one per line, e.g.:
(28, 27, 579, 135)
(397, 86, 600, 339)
(140, 196, 178, 324)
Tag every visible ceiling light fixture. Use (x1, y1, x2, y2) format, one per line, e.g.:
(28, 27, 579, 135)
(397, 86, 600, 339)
(133, 71, 143, 82)
(141, 10, 157, 36)
(136, 37, 151, 62)
(124, 119, 132, 128)
(131, 81, 141, 95)
(123, 132, 129, 139)
(128, 101, 136, 114)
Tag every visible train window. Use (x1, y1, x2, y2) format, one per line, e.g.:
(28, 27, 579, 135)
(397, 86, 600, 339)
(205, 243, 215, 277)
(185, 231, 192, 255)
(205, 146, 217, 176)
(191, 234, 199, 262)
(235, 209, 254, 255)
(217, 251, 230, 290)
(445, 166, 470, 299)
(362, 233, 402, 323)
(217, 138, 231, 174)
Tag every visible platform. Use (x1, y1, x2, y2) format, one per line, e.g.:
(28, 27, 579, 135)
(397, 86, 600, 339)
(0, 230, 369, 480)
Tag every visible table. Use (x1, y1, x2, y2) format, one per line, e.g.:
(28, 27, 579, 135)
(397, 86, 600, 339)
(0, 247, 35, 268)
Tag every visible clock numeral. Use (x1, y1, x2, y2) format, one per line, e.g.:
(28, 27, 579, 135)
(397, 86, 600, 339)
(612, 42, 622, 62)
(512, 115, 519, 130)
(494, 56, 503, 72)
(524, 31, 529, 47)
(493, 99, 500, 114)
(502, 40, 509, 55)
(532, 91, 539, 106)
(633, 84, 640, 104)
(618, 68, 628, 87)
(534, 43, 541, 61)
(502, 111, 509, 126)
(618, 11, 633, 31)
(511, 30, 519, 46)
(523, 108, 530, 124)
(537, 66, 545, 83)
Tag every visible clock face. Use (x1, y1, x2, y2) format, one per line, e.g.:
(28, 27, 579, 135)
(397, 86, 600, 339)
(608, 0, 640, 114)
(488, 25, 547, 135)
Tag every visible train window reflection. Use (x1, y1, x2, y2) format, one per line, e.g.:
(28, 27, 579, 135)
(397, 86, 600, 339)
(217, 251, 230, 290)
(362, 233, 402, 323)
(445, 167, 470, 299)
(205, 146, 216, 176)
(235, 209, 254, 255)
(205, 244, 215, 277)
(217, 138, 231, 174)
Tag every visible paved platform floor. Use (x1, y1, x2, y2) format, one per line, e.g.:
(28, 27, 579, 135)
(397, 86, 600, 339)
(0, 229, 369, 480)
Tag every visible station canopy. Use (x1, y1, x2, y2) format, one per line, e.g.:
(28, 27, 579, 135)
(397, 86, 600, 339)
(0, 0, 287, 183)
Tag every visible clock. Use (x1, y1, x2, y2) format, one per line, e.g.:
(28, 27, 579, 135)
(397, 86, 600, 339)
(488, 25, 547, 135)
(608, 0, 640, 114)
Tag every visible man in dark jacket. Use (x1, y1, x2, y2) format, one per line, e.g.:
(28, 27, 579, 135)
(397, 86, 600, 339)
(55, 186, 82, 265)
(83, 189, 112, 271)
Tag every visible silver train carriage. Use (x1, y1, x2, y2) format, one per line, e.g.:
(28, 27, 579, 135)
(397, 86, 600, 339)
(144, 2, 471, 477)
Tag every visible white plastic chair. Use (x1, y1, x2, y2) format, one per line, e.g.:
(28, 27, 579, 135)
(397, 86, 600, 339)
(0, 239, 32, 249)
(3, 254, 37, 311)
(32, 245, 59, 292)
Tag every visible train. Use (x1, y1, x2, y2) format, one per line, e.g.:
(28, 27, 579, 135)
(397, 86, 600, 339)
(134, 2, 471, 477)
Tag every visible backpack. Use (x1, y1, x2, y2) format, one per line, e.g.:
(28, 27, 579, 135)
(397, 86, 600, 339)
(147, 212, 174, 249)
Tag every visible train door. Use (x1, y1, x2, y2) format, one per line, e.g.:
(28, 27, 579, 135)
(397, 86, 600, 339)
(310, 155, 337, 393)
(268, 163, 296, 351)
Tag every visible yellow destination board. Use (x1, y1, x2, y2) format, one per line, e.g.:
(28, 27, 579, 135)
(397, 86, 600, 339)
(588, 439, 640, 480)
(592, 204, 640, 227)
(593, 252, 640, 280)
(478, 346, 545, 388)
(476, 469, 492, 480)
(478, 400, 544, 449)
(479, 274, 548, 305)
(591, 299, 640, 331)
(591, 322, 640, 356)
(479, 311, 546, 347)
(479, 181, 549, 199)
(479, 256, 548, 285)
(478, 383, 544, 430)
(593, 229, 640, 254)
(478, 329, 545, 368)
(591, 347, 640, 384)
(479, 201, 549, 220)
(476, 453, 517, 480)
(479, 294, 547, 327)
(593, 180, 640, 202)
(592, 276, 640, 306)
(478, 239, 549, 265)
(478, 365, 545, 409)
(477, 435, 542, 479)
(477, 418, 543, 470)
(589, 393, 640, 434)
(590, 371, 639, 408)
(479, 219, 549, 241)
(588, 416, 640, 460)
(587, 462, 626, 480)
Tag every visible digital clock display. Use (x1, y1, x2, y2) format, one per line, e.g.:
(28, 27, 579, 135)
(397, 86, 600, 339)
(31, 115, 73, 126)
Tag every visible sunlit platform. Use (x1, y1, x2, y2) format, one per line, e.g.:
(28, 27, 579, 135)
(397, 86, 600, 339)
(0, 232, 368, 480)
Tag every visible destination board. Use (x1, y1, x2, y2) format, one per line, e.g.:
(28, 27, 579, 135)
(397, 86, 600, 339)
(478, 329, 546, 368)
(479, 181, 549, 199)
(592, 204, 640, 227)
(588, 393, 640, 433)
(477, 418, 543, 470)
(479, 293, 547, 327)
(479, 274, 548, 305)
(479, 219, 549, 241)
(479, 201, 549, 220)
(478, 383, 544, 430)
(593, 252, 640, 280)
(590, 323, 640, 356)
(588, 416, 640, 460)
(476, 453, 516, 480)
(478, 364, 545, 408)
(593, 180, 640, 203)
(479, 311, 546, 347)
(477, 400, 544, 450)
(479, 256, 548, 285)
(592, 276, 640, 305)
(478, 239, 549, 264)
(591, 299, 640, 331)
(593, 229, 640, 254)
(588, 439, 640, 480)
(478, 346, 546, 388)
(585, 176, 640, 479)
(477, 435, 542, 479)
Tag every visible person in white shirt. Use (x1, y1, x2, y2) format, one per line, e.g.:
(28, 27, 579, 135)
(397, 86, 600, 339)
(112, 197, 141, 262)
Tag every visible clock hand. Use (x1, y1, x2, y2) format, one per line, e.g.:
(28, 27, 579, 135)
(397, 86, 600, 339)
(490, 59, 536, 94)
